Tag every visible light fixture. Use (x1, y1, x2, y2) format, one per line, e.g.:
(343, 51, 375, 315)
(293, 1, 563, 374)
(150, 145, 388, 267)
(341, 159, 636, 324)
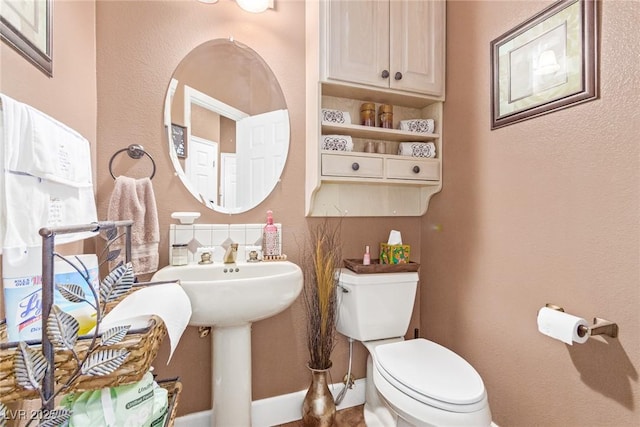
(198, 0, 274, 13)
(236, 0, 273, 13)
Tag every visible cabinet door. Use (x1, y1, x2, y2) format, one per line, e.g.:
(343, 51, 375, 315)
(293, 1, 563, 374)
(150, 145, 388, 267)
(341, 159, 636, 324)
(390, 0, 445, 96)
(325, 0, 389, 88)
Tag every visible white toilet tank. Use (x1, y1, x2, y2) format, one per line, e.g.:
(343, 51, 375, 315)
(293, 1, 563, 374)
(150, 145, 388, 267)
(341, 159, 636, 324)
(336, 268, 419, 342)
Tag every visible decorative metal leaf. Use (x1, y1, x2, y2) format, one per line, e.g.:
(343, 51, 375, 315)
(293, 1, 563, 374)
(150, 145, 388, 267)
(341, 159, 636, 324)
(99, 262, 134, 303)
(56, 283, 87, 303)
(106, 248, 121, 262)
(81, 349, 129, 376)
(100, 325, 131, 346)
(46, 305, 79, 351)
(106, 227, 118, 241)
(37, 407, 71, 427)
(14, 342, 48, 391)
(0, 402, 7, 427)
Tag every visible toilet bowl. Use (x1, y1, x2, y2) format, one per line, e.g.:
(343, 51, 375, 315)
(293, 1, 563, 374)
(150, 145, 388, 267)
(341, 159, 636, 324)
(336, 269, 492, 427)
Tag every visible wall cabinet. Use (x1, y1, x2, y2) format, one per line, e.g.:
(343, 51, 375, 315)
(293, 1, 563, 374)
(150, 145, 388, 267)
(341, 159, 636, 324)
(323, 0, 445, 98)
(306, 0, 446, 217)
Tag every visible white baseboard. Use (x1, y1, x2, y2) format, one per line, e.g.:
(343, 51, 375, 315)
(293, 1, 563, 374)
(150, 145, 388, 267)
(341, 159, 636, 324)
(174, 378, 366, 427)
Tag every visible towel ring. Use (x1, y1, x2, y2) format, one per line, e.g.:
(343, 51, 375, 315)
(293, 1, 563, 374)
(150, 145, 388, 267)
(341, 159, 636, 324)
(108, 144, 156, 180)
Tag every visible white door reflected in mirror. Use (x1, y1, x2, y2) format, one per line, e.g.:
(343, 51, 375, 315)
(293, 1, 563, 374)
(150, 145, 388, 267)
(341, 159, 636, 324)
(164, 38, 290, 214)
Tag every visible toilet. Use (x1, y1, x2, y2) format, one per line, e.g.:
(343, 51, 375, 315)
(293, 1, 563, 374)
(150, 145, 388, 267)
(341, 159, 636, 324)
(336, 269, 492, 427)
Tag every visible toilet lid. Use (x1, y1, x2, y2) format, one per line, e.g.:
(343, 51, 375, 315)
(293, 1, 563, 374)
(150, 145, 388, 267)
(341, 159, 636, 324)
(374, 339, 486, 408)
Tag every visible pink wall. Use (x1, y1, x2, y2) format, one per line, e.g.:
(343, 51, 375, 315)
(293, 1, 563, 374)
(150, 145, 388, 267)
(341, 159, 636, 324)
(94, 0, 421, 416)
(0, 0, 96, 317)
(421, 1, 640, 425)
(2, 0, 638, 424)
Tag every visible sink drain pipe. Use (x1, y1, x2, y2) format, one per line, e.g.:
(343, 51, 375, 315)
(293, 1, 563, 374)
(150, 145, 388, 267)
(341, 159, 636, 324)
(334, 337, 354, 406)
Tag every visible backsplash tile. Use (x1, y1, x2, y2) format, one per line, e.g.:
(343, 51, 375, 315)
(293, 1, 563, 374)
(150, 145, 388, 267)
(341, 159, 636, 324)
(169, 223, 282, 263)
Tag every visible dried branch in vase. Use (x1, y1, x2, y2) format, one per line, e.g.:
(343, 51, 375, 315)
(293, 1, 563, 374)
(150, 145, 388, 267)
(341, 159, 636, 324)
(302, 220, 342, 371)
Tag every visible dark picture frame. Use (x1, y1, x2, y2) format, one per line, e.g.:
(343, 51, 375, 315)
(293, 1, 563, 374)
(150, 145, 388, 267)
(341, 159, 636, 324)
(171, 123, 187, 159)
(0, 0, 53, 77)
(490, 0, 598, 129)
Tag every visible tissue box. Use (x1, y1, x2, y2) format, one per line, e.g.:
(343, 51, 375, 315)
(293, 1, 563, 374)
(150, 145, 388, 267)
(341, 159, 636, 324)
(379, 243, 411, 264)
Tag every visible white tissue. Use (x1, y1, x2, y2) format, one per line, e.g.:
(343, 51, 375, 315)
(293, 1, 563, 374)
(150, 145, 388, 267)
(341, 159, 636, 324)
(537, 307, 589, 345)
(388, 230, 402, 245)
(97, 283, 192, 361)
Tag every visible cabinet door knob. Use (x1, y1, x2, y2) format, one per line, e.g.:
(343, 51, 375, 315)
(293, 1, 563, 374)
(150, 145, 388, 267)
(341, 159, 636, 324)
(412, 166, 420, 173)
(381, 70, 390, 79)
(395, 72, 403, 81)
(352, 162, 360, 171)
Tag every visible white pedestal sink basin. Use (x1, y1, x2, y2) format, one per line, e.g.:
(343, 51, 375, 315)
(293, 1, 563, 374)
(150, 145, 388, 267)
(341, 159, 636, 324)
(151, 260, 303, 427)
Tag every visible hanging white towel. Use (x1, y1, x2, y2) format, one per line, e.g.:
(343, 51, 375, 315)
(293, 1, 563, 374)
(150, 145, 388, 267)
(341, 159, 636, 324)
(1, 93, 93, 188)
(0, 94, 98, 263)
(107, 176, 160, 275)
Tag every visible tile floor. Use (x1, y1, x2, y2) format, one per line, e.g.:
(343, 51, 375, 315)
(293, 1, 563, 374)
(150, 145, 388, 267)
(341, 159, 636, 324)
(278, 405, 365, 427)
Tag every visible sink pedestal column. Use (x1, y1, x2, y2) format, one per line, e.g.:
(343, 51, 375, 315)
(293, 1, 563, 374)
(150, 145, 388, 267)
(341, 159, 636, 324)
(212, 324, 252, 427)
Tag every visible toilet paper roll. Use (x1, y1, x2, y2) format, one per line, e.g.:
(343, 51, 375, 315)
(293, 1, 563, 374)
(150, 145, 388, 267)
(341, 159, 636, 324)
(537, 307, 589, 345)
(96, 283, 192, 361)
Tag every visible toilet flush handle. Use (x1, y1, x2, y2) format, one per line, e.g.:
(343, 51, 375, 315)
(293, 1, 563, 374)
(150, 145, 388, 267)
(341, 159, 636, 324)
(337, 284, 349, 293)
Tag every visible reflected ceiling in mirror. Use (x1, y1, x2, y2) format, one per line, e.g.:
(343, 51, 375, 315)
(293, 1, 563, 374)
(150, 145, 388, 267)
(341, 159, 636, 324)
(165, 38, 290, 214)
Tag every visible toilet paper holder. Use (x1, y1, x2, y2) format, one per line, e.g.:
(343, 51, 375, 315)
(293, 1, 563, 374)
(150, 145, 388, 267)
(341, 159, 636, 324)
(545, 304, 618, 338)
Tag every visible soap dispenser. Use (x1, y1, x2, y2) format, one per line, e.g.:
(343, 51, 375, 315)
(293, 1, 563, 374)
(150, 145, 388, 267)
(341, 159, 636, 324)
(263, 210, 280, 256)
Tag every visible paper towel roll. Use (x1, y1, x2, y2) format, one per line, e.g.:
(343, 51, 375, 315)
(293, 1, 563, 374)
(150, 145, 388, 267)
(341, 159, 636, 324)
(96, 283, 192, 361)
(537, 307, 589, 345)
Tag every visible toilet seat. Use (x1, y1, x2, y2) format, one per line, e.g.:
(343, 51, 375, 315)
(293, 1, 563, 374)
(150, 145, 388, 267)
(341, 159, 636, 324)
(373, 339, 487, 413)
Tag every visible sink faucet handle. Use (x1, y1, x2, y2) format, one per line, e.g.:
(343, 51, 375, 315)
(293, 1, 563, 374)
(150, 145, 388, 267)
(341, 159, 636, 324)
(245, 245, 262, 262)
(199, 252, 213, 264)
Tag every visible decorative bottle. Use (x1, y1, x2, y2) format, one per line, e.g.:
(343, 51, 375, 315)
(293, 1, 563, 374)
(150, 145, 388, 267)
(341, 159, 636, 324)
(263, 210, 280, 257)
(363, 245, 371, 265)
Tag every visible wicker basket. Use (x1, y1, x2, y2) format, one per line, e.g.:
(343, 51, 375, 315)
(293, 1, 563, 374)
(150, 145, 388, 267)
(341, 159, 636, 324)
(0, 314, 167, 403)
(157, 378, 183, 427)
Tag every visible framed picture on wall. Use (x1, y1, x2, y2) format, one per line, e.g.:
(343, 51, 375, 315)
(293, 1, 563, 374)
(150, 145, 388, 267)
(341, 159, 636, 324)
(0, 0, 53, 77)
(171, 123, 187, 158)
(490, 0, 598, 129)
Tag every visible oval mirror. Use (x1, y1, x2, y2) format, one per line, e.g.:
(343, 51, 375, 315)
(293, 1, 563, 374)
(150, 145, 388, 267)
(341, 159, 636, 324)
(164, 38, 290, 214)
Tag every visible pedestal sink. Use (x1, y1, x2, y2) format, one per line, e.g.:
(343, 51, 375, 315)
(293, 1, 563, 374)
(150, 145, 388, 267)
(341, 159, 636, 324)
(151, 260, 303, 427)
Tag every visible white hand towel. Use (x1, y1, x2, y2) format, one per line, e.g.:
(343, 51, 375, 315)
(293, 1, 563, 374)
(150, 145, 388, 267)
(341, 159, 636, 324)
(1, 93, 93, 188)
(1, 94, 98, 262)
(2, 173, 98, 264)
(399, 119, 435, 134)
(321, 109, 352, 125)
(107, 176, 160, 275)
(321, 134, 353, 151)
(398, 142, 437, 158)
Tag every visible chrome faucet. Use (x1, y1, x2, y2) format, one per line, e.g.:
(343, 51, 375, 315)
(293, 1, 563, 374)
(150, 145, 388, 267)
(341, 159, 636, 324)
(223, 243, 239, 264)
